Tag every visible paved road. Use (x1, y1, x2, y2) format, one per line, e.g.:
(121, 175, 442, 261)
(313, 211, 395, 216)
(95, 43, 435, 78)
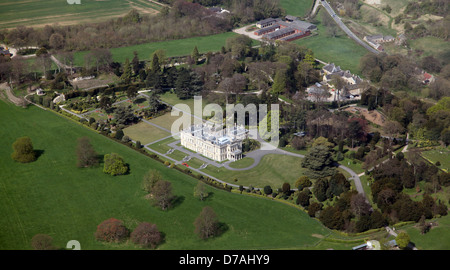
(321, 1, 380, 55)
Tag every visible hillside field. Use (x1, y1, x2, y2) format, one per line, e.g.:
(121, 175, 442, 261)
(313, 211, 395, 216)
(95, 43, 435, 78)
(280, 0, 315, 18)
(68, 32, 238, 66)
(0, 0, 162, 29)
(0, 100, 332, 250)
(295, 9, 368, 75)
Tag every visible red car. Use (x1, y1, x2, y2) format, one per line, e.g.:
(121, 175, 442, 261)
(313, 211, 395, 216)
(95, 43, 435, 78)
(182, 163, 189, 167)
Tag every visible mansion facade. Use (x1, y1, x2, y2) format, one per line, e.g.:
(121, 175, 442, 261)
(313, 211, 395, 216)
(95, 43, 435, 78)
(180, 124, 248, 162)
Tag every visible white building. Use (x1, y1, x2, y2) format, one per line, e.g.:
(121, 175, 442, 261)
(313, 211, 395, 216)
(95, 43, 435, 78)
(180, 124, 248, 162)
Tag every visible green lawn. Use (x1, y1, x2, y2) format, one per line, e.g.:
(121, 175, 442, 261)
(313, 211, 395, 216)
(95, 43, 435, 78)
(147, 136, 178, 153)
(421, 147, 450, 172)
(280, 0, 314, 18)
(228, 157, 255, 169)
(294, 9, 369, 75)
(202, 154, 307, 189)
(70, 32, 237, 66)
(409, 37, 450, 67)
(0, 100, 333, 250)
(123, 121, 170, 145)
(0, 0, 161, 29)
(403, 214, 450, 250)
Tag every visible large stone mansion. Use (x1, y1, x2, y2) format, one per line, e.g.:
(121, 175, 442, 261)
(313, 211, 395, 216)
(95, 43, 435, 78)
(180, 124, 248, 162)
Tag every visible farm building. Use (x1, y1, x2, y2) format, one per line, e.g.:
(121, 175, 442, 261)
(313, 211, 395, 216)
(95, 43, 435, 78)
(254, 16, 316, 42)
(256, 18, 279, 28)
(363, 34, 394, 52)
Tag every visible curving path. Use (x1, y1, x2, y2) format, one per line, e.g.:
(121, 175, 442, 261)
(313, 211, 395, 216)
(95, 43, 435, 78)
(220, 139, 367, 199)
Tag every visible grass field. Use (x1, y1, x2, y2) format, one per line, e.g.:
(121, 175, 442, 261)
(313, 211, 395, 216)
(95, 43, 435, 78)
(0, 100, 334, 250)
(280, 0, 315, 18)
(409, 37, 450, 67)
(0, 0, 162, 29)
(69, 32, 237, 66)
(123, 121, 170, 145)
(421, 147, 450, 172)
(202, 154, 307, 189)
(294, 9, 368, 75)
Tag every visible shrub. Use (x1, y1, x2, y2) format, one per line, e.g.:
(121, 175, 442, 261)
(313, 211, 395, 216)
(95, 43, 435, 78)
(76, 136, 99, 168)
(95, 218, 129, 243)
(151, 180, 174, 210)
(194, 206, 219, 240)
(31, 234, 54, 250)
(130, 222, 163, 249)
(263, 185, 273, 195)
(115, 129, 124, 140)
(135, 140, 142, 149)
(11, 136, 37, 163)
(103, 153, 128, 176)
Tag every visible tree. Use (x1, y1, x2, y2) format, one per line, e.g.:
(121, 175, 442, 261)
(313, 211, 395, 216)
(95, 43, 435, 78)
(150, 49, 165, 73)
(308, 202, 323, 217)
(271, 69, 287, 96)
(142, 170, 162, 193)
(313, 178, 328, 202)
(147, 91, 161, 113)
(103, 153, 128, 176)
(114, 105, 137, 126)
(263, 185, 273, 195)
(31, 234, 54, 250)
(99, 96, 112, 110)
(76, 136, 99, 167)
(226, 34, 252, 59)
(395, 231, 410, 249)
(194, 206, 219, 240)
(115, 129, 124, 140)
(175, 68, 203, 99)
(194, 181, 209, 201)
(301, 145, 336, 179)
(296, 189, 311, 207)
(120, 58, 132, 84)
(126, 85, 138, 100)
(49, 33, 65, 50)
(151, 180, 174, 211)
(130, 222, 163, 249)
(131, 51, 140, 74)
(350, 193, 372, 218)
(95, 218, 129, 243)
(85, 48, 113, 73)
(281, 182, 291, 194)
(295, 175, 312, 190)
(191, 46, 200, 64)
(11, 136, 36, 163)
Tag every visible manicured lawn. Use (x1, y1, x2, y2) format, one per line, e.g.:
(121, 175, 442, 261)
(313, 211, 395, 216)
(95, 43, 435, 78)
(147, 136, 178, 153)
(202, 154, 307, 189)
(228, 157, 255, 169)
(147, 112, 195, 133)
(167, 149, 188, 161)
(404, 214, 450, 250)
(186, 157, 205, 169)
(421, 147, 450, 172)
(0, 100, 332, 250)
(123, 121, 170, 145)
